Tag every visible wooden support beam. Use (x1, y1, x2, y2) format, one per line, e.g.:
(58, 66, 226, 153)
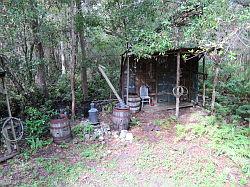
(126, 54, 129, 105)
(202, 56, 206, 107)
(176, 52, 181, 118)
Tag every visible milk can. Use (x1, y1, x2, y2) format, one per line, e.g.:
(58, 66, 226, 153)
(88, 102, 99, 125)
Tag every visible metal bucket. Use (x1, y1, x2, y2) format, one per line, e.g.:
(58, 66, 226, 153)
(50, 117, 72, 144)
(128, 95, 141, 113)
(111, 106, 130, 131)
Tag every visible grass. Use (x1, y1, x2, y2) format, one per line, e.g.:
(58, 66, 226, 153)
(1, 111, 249, 186)
(176, 115, 250, 181)
(153, 115, 177, 129)
(23, 157, 88, 186)
(1, 142, 104, 186)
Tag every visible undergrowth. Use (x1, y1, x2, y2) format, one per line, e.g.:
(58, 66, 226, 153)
(154, 115, 177, 128)
(176, 115, 250, 179)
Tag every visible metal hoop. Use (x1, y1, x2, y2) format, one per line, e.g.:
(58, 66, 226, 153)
(2, 117, 24, 142)
(182, 86, 188, 96)
(173, 86, 188, 97)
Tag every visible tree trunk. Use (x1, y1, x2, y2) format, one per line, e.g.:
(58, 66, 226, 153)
(60, 41, 66, 75)
(76, 0, 88, 101)
(70, 1, 77, 119)
(211, 63, 220, 113)
(35, 42, 48, 98)
(30, 1, 48, 98)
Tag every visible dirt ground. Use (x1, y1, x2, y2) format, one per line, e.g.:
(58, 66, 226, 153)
(0, 107, 248, 186)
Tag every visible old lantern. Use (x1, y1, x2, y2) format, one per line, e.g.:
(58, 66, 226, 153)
(88, 102, 99, 125)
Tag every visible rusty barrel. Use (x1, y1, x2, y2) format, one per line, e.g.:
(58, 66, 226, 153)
(111, 106, 130, 131)
(128, 95, 141, 113)
(50, 117, 72, 144)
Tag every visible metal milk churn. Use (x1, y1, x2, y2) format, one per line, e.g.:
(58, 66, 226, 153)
(88, 102, 99, 125)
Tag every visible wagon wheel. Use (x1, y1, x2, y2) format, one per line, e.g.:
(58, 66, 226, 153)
(1, 117, 23, 142)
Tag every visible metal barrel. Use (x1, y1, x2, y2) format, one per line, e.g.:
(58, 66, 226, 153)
(111, 107, 130, 131)
(127, 95, 141, 113)
(50, 117, 72, 144)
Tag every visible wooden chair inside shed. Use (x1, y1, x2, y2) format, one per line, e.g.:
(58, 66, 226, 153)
(140, 85, 150, 107)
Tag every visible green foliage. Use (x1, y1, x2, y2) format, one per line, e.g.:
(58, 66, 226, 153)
(102, 101, 116, 113)
(154, 116, 177, 128)
(27, 138, 52, 151)
(130, 117, 140, 126)
(176, 116, 250, 178)
(72, 122, 94, 139)
(34, 157, 87, 185)
(83, 122, 94, 134)
(176, 123, 188, 139)
(71, 124, 84, 140)
(72, 124, 84, 136)
(88, 67, 120, 100)
(80, 144, 100, 160)
(81, 148, 95, 158)
(236, 105, 250, 122)
(24, 107, 55, 150)
(205, 62, 250, 122)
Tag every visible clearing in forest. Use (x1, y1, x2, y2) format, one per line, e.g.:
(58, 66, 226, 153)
(0, 107, 249, 186)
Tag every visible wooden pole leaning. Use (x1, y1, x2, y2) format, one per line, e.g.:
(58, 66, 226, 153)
(98, 65, 125, 106)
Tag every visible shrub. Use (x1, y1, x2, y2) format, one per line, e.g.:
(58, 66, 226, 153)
(24, 107, 55, 150)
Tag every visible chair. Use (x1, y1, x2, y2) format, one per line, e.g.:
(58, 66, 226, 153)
(140, 85, 150, 107)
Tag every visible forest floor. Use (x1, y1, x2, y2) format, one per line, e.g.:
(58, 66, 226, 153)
(0, 107, 249, 187)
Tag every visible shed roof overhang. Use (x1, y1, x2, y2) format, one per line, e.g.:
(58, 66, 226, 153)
(121, 47, 205, 64)
(122, 47, 204, 59)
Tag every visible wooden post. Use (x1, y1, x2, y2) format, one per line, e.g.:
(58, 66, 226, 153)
(176, 52, 180, 118)
(211, 63, 220, 113)
(126, 54, 129, 105)
(98, 65, 124, 106)
(202, 56, 206, 107)
(3, 77, 19, 152)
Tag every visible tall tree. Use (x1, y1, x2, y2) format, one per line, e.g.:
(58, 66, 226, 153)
(76, 0, 88, 102)
(70, 0, 77, 119)
(30, 0, 48, 98)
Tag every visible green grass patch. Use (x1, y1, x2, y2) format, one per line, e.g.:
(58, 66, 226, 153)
(80, 143, 103, 160)
(153, 115, 177, 129)
(176, 115, 250, 179)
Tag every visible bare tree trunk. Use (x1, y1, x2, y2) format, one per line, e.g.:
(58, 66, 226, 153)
(211, 63, 220, 113)
(76, 0, 88, 101)
(70, 0, 77, 119)
(202, 57, 206, 107)
(31, 1, 48, 98)
(60, 41, 66, 75)
(35, 42, 48, 98)
(79, 34, 88, 101)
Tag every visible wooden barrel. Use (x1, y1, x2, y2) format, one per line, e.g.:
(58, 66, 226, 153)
(111, 107, 130, 131)
(127, 95, 141, 113)
(50, 117, 72, 144)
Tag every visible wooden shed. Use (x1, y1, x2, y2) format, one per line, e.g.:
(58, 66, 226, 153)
(120, 48, 206, 109)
